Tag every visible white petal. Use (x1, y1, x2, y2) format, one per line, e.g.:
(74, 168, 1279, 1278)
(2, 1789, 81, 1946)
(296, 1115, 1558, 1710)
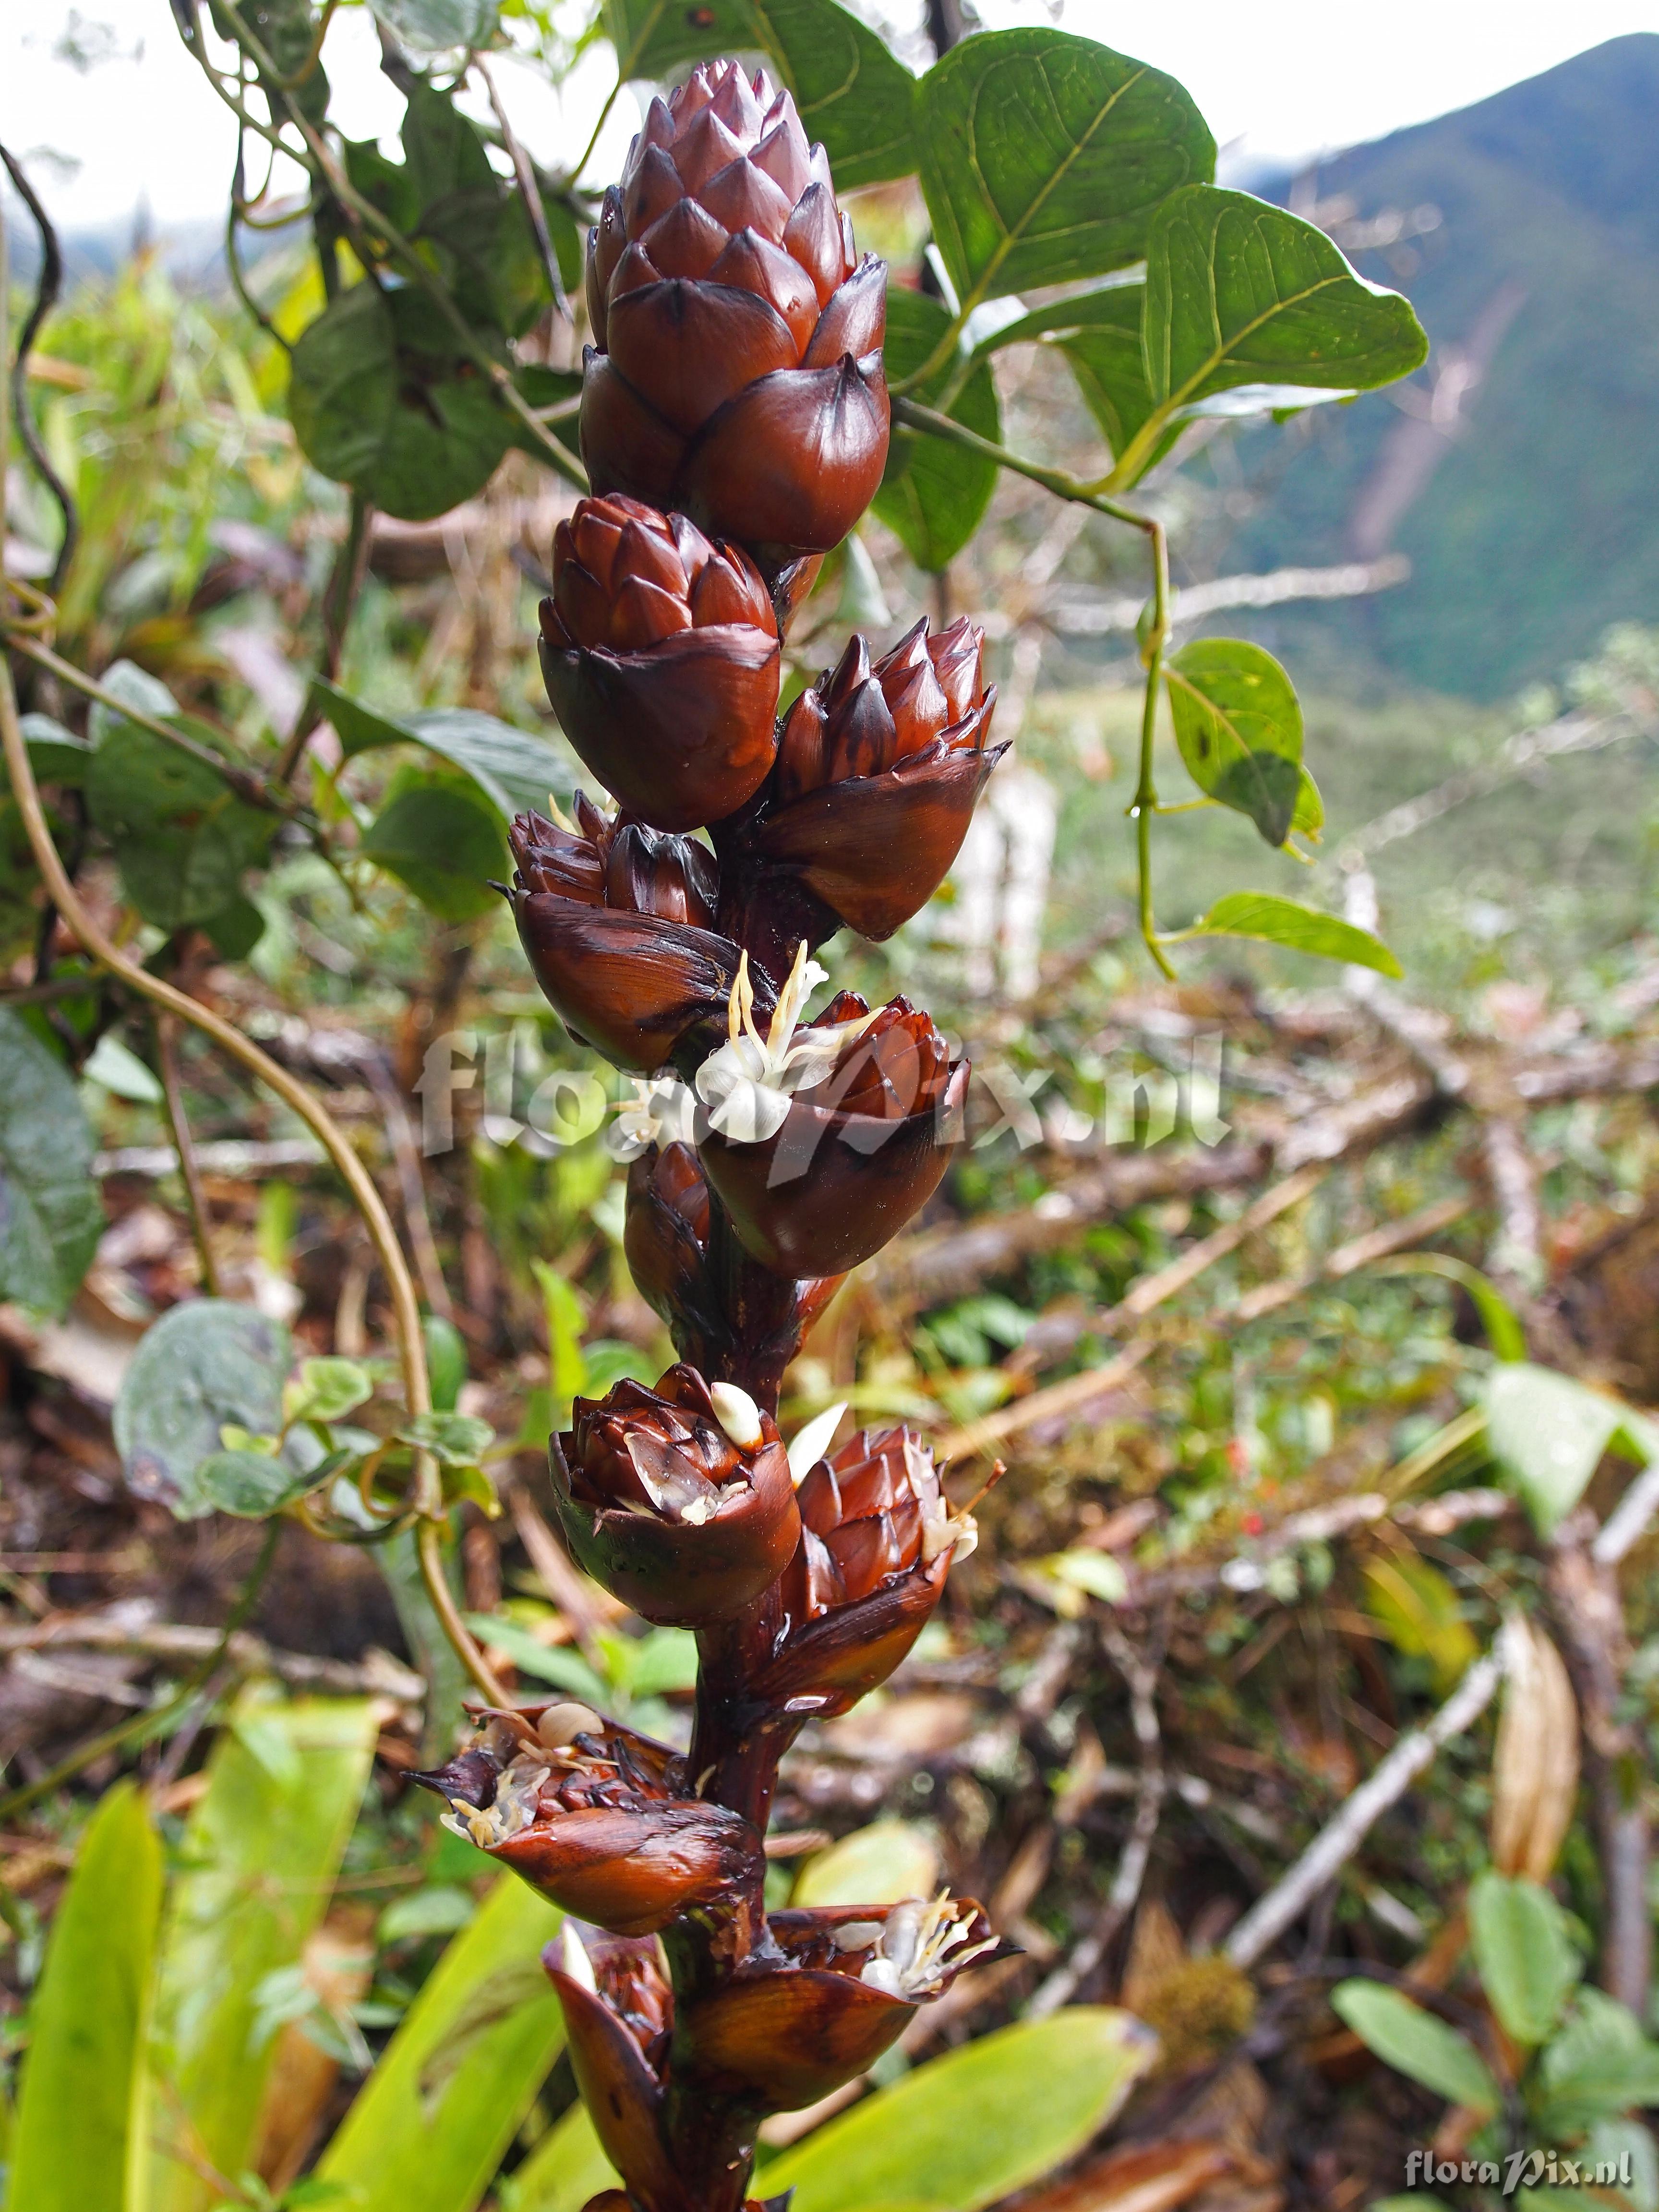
(710, 1381, 765, 1450)
(560, 1923, 598, 1992)
(708, 1078, 793, 1143)
(787, 1401, 847, 1486)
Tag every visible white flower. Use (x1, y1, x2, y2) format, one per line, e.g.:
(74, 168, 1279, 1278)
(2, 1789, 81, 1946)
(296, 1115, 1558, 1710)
(857, 1893, 998, 2001)
(695, 941, 877, 1144)
(611, 1074, 697, 1159)
(786, 1400, 848, 1486)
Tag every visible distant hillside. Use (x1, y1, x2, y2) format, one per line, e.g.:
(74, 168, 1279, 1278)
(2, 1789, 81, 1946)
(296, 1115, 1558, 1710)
(1216, 35, 1659, 700)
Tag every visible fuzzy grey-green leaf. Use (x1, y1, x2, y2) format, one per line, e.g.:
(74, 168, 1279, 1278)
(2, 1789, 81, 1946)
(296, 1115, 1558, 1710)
(0, 1012, 103, 1317)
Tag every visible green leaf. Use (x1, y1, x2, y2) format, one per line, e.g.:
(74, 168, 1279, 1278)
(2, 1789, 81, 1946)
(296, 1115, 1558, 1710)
(114, 1299, 293, 1519)
(288, 283, 513, 521)
(286, 1356, 374, 1425)
(1587, 2119, 1659, 2212)
(11, 1782, 163, 2212)
(1484, 1362, 1651, 1536)
(316, 1874, 566, 2212)
(602, 0, 916, 187)
(149, 1693, 379, 2212)
(1468, 1873, 1580, 2048)
(985, 280, 1166, 468)
(361, 774, 510, 922)
(1377, 1253, 1528, 1362)
(193, 1444, 342, 1518)
(20, 710, 94, 786)
(1360, 1553, 1478, 1696)
(463, 1614, 608, 1704)
(314, 677, 568, 820)
(500, 2095, 618, 2212)
(370, 0, 501, 52)
(425, 1314, 469, 1412)
(1329, 1982, 1500, 2117)
(85, 661, 275, 931)
(793, 1821, 939, 1909)
(400, 1411, 495, 1464)
(745, 0, 915, 188)
(600, 1625, 700, 1699)
(1536, 1991, 1659, 2135)
(0, 1010, 103, 1316)
(1164, 637, 1304, 846)
(916, 29, 1214, 308)
(873, 288, 1000, 571)
(1142, 184, 1429, 424)
(401, 84, 546, 337)
(1183, 891, 1403, 977)
(83, 1032, 163, 1103)
(763, 2008, 1157, 2212)
(380, 1885, 479, 1945)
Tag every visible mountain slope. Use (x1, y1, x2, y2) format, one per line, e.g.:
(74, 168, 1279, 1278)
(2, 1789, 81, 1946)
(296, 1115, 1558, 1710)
(1219, 35, 1659, 700)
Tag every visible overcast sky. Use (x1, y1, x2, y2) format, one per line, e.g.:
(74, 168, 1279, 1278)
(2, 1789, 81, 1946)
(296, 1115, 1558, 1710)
(4, 0, 1658, 232)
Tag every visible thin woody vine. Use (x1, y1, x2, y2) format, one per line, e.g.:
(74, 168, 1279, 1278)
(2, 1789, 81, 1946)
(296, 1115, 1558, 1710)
(0, 5, 1434, 2206)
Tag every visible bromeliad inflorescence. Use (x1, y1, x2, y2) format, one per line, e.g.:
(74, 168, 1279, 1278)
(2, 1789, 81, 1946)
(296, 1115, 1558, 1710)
(420, 58, 1003, 2212)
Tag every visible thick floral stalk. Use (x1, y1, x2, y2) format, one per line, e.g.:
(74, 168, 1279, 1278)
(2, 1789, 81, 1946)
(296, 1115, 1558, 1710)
(420, 59, 1006, 2212)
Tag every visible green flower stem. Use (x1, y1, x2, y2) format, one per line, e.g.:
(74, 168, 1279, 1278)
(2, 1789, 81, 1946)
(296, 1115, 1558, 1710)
(890, 394, 1175, 974)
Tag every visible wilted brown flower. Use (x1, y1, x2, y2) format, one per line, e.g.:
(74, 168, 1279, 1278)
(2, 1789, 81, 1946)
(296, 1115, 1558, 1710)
(540, 494, 781, 832)
(414, 1705, 762, 1936)
(753, 617, 1004, 942)
(696, 986, 967, 1276)
(551, 1364, 800, 1625)
(510, 802, 768, 1073)
(757, 1423, 975, 1710)
(679, 1896, 998, 2109)
(582, 61, 889, 564)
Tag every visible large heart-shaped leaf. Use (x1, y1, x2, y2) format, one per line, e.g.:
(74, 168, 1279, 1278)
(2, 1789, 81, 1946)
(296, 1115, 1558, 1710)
(0, 1011, 103, 1317)
(1184, 892, 1402, 976)
(114, 1299, 293, 1519)
(917, 30, 1213, 311)
(874, 288, 1000, 571)
(10, 1782, 163, 2212)
(288, 282, 514, 520)
(763, 2008, 1157, 2212)
(1164, 637, 1306, 847)
(603, 0, 916, 188)
(1142, 185, 1429, 434)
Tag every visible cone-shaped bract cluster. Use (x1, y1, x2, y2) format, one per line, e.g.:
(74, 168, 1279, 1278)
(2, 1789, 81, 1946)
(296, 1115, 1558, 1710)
(496, 61, 1011, 2211)
(583, 61, 889, 565)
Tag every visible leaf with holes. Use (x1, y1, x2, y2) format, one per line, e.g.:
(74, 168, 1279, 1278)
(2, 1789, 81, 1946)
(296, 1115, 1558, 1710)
(1164, 637, 1304, 846)
(1142, 186, 1429, 434)
(0, 1012, 103, 1317)
(1184, 893, 1402, 977)
(114, 1300, 294, 1519)
(874, 289, 1000, 571)
(917, 30, 1213, 310)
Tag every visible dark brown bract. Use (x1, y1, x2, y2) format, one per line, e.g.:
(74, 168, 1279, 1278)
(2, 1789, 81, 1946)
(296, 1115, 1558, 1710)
(541, 494, 781, 831)
(509, 803, 761, 1072)
(696, 993, 968, 1275)
(551, 1363, 800, 1625)
(756, 617, 1005, 940)
(581, 61, 889, 565)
